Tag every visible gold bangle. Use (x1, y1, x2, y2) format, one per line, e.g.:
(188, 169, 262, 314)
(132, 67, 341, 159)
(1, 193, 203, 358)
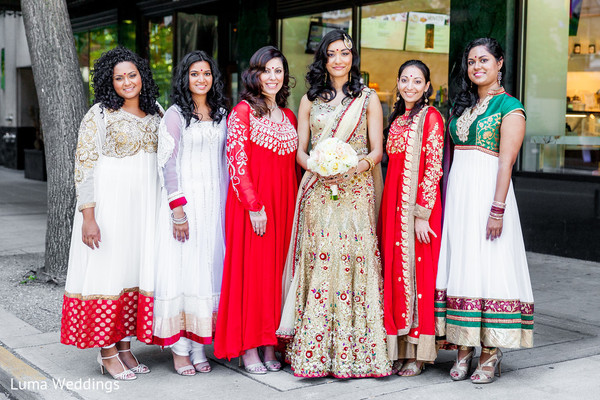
(363, 156, 375, 172)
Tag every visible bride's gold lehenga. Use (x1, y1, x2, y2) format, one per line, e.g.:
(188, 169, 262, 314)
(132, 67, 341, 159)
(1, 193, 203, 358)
(284, 89, 391, 378)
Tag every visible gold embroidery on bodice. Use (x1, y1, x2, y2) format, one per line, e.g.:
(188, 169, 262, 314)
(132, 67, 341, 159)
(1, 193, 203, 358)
(310, 99, 369, 156)
(102, 109, 160, 158)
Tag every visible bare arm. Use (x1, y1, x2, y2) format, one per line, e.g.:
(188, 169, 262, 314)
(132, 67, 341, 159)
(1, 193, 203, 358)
(361, 92, 384, 172)
(296, 94, 313, 170)
(486, 111, 525, 240)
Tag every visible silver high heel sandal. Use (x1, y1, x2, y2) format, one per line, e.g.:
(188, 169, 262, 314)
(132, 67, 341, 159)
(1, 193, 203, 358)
(238, 355, 267, 375)
(97, 352, 136, 381)
(450, 346, 474, 381)
(259, 347, 281, 372)
(117, 349, 150, 374)
(471, 347, 503, 384)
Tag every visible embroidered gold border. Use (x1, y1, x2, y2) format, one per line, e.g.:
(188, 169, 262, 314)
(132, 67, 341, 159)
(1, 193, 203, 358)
(397, 106, 429, 336)
(78, 202, 96, 212)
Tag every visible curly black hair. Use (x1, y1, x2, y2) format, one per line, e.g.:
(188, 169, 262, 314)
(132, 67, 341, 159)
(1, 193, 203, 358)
(388, 60, 433, 127)
(452, 37, 505, 118)
(240, 46, 293, 118)
(306, 29, 363, 102)
(92, 46, 161, 115)
(171, 50, 229, 127)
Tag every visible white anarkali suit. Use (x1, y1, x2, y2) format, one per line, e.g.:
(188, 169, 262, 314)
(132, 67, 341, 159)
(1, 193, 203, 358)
(152, 105, 228, 348)
(435, 90, 534, 349)
(61, 104, 162, 348)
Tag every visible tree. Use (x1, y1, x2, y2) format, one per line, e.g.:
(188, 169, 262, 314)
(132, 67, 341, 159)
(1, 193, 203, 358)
(21, 0, 87, 277)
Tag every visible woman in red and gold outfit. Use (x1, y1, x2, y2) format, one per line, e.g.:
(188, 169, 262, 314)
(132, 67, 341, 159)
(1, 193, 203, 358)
(214, 46, 298, 374)
(379, 60, 444, 376)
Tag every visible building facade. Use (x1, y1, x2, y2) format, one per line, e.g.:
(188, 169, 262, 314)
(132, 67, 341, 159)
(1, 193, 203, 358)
(0, 0, 598, 260)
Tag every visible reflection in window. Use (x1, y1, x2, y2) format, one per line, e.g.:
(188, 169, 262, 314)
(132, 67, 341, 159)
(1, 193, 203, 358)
(177, 13, 218, 61)
(523, 0, 600, 176)
(74, 25, 119, 105)
(149, 16, 174, 109)
(360, 1, 450, 123)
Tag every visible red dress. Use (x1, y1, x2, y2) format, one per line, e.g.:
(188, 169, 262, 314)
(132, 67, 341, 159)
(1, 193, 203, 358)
(214, 101, 298, 360)
(379, 106, 444, 361)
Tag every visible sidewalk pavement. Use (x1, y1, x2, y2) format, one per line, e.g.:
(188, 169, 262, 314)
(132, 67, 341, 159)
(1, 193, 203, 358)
(0, 166, 599, 400)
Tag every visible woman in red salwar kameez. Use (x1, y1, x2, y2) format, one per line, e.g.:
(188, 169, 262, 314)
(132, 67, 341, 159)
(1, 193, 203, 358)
(214, 46, 298, 374)
(379, 60, 444, 376)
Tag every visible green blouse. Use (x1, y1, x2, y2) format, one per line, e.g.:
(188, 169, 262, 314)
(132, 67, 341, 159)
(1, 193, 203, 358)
(449, 89, 525, 155)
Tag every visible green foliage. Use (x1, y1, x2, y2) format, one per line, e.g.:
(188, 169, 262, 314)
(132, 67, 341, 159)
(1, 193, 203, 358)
(149, 18, 173, 109)
(74, 26, 119, 105)
(20, 272, 37, 285)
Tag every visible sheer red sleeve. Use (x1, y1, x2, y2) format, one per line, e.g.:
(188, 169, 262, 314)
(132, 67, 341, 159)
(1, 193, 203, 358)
(226, 102, 263, 212)
(415, 107, 444, 221)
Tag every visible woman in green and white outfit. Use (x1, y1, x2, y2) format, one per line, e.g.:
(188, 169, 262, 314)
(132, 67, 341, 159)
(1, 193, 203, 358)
(435, 37, 534, 384)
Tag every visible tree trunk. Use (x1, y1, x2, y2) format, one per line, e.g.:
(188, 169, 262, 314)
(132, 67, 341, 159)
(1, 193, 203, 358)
(21, 0, 87, 277)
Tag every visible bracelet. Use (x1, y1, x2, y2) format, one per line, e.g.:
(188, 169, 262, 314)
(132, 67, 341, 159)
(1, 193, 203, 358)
(249, 206, 265, 217)
(489, 212, 504, 220)
(363, 156, 375, 172)
(492, 201, 506, 209)
(490, 206, 505, 215)
(171, 212, 188, 225)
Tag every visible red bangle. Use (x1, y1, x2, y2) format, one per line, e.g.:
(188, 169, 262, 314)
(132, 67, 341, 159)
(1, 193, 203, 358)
(490, 206, 505, 214)
(169, 197, 187, 210)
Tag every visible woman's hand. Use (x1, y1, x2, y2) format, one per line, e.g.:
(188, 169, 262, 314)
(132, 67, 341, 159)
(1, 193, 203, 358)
(172, 206, 189, 242)
(249, 207, 267, 236)
(486, 217, 503, 241)
(319, 162, 366, 185)
(415, 217, 437, 244)
(81, 208, 101, 249)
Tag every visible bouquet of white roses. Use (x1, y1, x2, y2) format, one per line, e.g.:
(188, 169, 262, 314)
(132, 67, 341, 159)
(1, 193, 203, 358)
(306, 137, 359, 200)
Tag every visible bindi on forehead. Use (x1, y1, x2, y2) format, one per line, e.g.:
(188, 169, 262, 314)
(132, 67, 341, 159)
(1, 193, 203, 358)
(113, 71, 135, 76)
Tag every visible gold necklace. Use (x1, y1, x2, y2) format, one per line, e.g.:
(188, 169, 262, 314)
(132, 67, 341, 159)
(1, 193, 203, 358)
(396, 110, 413, 127)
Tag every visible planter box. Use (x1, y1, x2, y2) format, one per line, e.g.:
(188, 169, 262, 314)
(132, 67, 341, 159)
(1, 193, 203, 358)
(0, 127, 35, 169)
(24, 149, 47, 181)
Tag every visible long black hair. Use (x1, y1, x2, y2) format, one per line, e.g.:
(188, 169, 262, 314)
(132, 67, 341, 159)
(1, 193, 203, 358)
(306, 29, 363, 102)
(92, 46, 160, 115)
(171, 50, 229, 127)
(453, 37, 505, 118)
(240, 46, 292, 118)
(387, 60, 433, 126)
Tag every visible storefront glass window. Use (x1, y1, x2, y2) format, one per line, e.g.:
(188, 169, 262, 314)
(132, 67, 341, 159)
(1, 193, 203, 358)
(177, 13, 218, 61)
(360, 0, 450, 122)
(149, 16, 174, 108)
(523, 0, 600, 176)
(280, 9, 352, 112)
(279, 1, 450, 121)
(74, 25, 119, 104)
